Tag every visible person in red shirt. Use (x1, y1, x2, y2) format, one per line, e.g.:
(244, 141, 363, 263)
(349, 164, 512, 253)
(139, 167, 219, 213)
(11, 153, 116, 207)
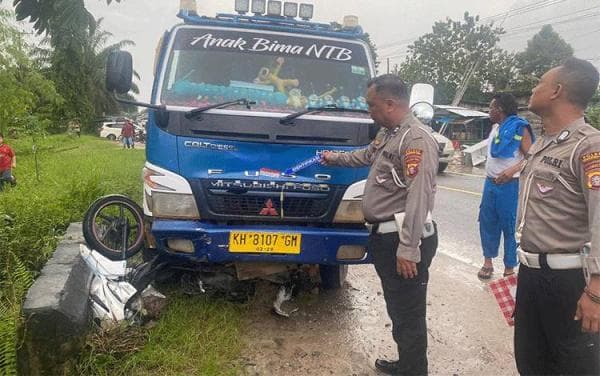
(121, 120, 135, 149)
(0, 132, 17, 189)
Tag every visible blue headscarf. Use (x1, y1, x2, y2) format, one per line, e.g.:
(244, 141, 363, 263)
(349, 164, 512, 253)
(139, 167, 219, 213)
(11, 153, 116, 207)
(490, 115, 535, 158)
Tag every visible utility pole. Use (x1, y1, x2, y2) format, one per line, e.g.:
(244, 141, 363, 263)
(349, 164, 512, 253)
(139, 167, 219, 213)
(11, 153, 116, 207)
(451, 59, 481, 106)
(387, 58, 390, 74)
(452, 6, 512, 106)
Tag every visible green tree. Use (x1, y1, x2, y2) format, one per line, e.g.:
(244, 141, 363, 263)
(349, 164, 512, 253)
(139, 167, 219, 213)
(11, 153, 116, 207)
(0, 0, 121, 35)
(0, 9, 63, 135)
(35, 17, 139, 130)
(588, 107, 600, 130)
(398, 12, 514, 104)
(1, 0, 134, 131)
(587, 88, 600, 130)
(515, 25, 573, 78)
(83, 18, 140, 117)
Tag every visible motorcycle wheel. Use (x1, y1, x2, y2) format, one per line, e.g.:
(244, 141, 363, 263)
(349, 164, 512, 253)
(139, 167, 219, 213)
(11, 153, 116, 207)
(82, 195, 145, 260)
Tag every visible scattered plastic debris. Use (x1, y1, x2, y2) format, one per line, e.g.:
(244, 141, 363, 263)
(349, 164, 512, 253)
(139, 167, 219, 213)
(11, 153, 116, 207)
(272, 283, 299, 317)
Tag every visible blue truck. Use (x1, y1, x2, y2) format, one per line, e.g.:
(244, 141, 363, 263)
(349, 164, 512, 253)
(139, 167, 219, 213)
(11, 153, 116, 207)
(106, 0, 432, 289)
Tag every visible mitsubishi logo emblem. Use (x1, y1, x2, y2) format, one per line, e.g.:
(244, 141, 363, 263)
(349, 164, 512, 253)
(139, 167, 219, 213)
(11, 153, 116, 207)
(259, 199, 278, 216)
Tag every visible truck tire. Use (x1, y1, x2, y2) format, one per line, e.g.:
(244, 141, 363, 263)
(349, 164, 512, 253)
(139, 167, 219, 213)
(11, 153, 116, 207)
(438, 162, 448, 174)
(320, 264, 348, 290)
(107, 134, 116, 141)
(82, 195, 145, 260)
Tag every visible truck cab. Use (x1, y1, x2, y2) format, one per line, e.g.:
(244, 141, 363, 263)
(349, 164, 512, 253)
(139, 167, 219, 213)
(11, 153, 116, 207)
(107, 1, 388, 288)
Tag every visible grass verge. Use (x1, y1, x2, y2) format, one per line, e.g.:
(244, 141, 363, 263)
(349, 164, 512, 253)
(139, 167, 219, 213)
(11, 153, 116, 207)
(75, 294, 243, 375)
(0, 134, 145, 374)
(0, 135, 245, 375)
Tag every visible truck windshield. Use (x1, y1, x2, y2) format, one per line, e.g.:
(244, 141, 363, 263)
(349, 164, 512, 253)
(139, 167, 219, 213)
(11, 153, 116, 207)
(159, 27, 373, 116)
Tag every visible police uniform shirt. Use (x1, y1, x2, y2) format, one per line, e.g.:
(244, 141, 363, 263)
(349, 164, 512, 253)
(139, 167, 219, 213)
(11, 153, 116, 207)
(517, 117, 600, 274)
(328, 113, 439, 262)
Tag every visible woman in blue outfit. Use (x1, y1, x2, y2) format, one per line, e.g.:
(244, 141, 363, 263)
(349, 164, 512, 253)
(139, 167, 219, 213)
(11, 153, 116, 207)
(478, 93, 534, 279)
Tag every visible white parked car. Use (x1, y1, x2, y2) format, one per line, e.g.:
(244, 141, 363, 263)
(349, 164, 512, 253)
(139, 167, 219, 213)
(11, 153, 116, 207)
(99, 122, 124, 141)
(99, 121, 146, 141)
(432, 132, 454, 173)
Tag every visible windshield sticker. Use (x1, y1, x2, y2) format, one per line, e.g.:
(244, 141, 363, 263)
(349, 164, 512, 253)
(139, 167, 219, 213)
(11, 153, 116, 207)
(162, 28, 372, 113)
(351, 66, 366, 76)
(174, 29, 368, 65)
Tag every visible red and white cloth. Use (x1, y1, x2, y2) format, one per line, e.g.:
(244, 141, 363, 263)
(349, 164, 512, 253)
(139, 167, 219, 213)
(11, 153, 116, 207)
(489, 274, 518, 326)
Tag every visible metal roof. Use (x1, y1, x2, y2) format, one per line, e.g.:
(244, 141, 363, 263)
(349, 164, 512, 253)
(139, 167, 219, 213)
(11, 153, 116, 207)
(435, 105, 488, 118)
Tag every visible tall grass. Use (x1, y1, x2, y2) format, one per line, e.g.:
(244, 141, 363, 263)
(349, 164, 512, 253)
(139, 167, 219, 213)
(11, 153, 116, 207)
(0, 135, 144, 375)
(0, 135, 244, 375)
(76, 294, 242, 375)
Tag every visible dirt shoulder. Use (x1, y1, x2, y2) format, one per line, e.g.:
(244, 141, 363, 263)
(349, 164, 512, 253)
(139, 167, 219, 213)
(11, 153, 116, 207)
(240, 253, 517, 375)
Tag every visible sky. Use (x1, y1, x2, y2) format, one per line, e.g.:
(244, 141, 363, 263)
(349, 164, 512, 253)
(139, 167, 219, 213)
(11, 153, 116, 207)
(78, 0, 600, 102)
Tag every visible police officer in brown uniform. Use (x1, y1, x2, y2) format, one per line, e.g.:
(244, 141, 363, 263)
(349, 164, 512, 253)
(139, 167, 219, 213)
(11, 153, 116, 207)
(515, 57, 600, 375)
(322, 75, 439, 375)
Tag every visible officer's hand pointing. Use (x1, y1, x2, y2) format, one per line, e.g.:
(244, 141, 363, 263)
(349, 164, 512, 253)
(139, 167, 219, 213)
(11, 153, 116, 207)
(320, 151, 335, 166)
(396, 257, 418, 279)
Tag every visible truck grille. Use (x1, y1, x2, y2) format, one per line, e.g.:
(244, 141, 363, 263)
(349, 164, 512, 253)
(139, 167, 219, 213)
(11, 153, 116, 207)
(207, 195, 329, 218)
(191, 179, 344, 221)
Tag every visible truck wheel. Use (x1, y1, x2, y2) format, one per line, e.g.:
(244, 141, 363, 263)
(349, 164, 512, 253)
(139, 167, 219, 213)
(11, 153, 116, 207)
(107, 134, 116, 141)
(438, 162, 448, 174)
(320, 264, 348, 290)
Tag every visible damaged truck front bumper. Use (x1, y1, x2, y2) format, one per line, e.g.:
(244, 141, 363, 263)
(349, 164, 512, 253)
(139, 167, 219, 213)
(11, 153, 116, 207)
(150, 219, 371, 265)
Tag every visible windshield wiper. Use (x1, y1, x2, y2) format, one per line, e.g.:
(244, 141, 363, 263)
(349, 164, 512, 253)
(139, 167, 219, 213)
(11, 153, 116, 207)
(185, 98, 255, 119)
(279, 105, 369, 125)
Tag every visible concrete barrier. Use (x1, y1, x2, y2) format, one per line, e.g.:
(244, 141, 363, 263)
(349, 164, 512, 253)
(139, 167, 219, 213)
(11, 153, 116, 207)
(18, 223, 92, 375)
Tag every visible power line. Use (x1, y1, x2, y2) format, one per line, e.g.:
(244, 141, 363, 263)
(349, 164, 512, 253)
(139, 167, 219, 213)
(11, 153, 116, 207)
(571, 27, 600, 39)
(377, 0, 580, 53)
(379, 8, 600, 59)
(503, 6, 600, 35)
(379, 6, 600, 52)
(481, 0, 567, 22)
(500, 12, 599, 41)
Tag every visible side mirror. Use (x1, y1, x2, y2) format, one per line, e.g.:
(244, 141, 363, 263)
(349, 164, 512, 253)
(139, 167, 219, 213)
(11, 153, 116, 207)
(106, 51, 133, 94)
(411, 102, 435, 125)
(409, 83, 434, 108)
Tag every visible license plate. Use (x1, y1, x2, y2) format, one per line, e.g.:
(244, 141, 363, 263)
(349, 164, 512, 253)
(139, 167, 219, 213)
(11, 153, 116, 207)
(229, 232, 301, 254)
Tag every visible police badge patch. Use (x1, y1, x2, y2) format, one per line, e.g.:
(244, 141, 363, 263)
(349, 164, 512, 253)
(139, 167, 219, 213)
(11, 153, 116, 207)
(581, 152, 600, 190)
(404, 148, 423, 178)
(588, 173, 600, 190)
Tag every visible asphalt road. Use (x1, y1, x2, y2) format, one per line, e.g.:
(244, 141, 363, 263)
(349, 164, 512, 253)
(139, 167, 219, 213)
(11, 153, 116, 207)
(436, 170, 487, 269)
(241, 167, 519, 376)
(436, 168, 514, 275)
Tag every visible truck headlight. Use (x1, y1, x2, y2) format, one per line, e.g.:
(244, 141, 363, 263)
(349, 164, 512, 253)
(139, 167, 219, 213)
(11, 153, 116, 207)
(143, 163, 200, 219)
(333, 200, 364, 223)
(150, 192, 200, 219)
(333, 180, 365, 223)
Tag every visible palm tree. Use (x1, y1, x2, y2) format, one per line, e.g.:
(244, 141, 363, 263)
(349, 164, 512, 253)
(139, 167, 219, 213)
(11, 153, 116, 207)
(0, 0, 121, 35)
(82, 17, 140, 116)
(33, 16, 139, 128)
